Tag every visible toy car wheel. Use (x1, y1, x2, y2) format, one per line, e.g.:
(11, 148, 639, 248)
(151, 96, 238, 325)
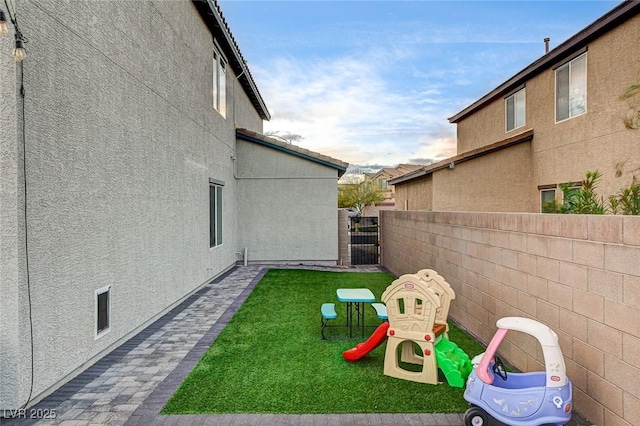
(464, 406, 490, 426)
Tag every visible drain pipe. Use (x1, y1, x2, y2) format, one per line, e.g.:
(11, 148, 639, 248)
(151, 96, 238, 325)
(243, 247, 248, 266)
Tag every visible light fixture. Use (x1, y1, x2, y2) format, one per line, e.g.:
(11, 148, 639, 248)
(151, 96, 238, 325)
(0, 11, 8, 37)
(3, 6, 28, 62)
(13, 33, 25, 62)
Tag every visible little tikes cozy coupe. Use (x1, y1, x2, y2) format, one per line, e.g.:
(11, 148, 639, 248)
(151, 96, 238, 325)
(463, 317, 573, 426)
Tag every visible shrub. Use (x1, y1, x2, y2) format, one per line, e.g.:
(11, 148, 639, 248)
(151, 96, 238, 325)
(549, 170, 606, 214)
(608, 162, 640, 215)
(548, 166, 640, 215)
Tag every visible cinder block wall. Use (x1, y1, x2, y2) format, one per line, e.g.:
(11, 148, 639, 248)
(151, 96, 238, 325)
(337, 209, 350, 266)
(380, 210, 640, 425)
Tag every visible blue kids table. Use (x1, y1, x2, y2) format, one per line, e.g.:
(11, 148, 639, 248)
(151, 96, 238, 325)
(336, 288, 376, 338)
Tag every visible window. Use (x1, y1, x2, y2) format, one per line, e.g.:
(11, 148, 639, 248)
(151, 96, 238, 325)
(561, 184, 582, 211)
(556, 53, 587, 122)
(540, 188, 556, 212)
(95, 286, 111, 338)
(213, 48, 227, 117)
(379, 179, 388, 190)
(209, 180, 223, 247)
(505, 88, 526, 131)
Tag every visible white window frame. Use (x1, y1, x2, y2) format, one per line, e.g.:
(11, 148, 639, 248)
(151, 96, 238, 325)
(210, 179, 224, 248)
(213, 46, 227, 118)
(505, 88, 526, 132)
(555, 52, 587, 123)
(95, 285, 111, 339)
(540, 188, 556, 212)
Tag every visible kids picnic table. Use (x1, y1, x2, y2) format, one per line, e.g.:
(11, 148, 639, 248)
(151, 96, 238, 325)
(336, 288, 376, 338)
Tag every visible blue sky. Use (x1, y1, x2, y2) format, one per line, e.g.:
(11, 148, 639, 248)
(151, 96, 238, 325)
(219, 0, 620, 173)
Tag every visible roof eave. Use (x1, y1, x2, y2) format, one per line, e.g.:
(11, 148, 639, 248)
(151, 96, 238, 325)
(388, 168, 429, 185)
(193, 0, 271, 120)
(448, 0, 640, 124)
(389, 130, 534, 185)
(236, 130, 349, 177)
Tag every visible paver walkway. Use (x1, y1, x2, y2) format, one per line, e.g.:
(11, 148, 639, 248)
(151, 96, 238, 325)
(2, 265, 589, 426)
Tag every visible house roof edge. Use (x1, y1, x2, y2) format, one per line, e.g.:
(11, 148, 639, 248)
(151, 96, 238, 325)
(236, 129, 349, 177)
(389, 130, 534, 185)
(193, 0, 271, 120)
(448, 0, 640, 124)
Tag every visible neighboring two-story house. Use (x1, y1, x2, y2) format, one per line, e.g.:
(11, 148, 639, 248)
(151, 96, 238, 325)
(364, 164, 424, 217)
(0, 0, 345, 409)
(371, 164, 423, 206)
(391, 1, 640, 213)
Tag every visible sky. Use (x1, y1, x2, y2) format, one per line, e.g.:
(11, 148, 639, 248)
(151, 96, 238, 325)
(218, 0, 620, 173)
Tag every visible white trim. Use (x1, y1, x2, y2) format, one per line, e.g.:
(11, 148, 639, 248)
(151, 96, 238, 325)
(505, 87, 526, 132)
(95, 285, 111, 340)
(561, 183, 582, 205)
(540, 188, 556, 212)
(212, 38, 228, 63)
(209, 182, 223, 248)
(554, 52, 587, 123)
(213, 44, 227, 118)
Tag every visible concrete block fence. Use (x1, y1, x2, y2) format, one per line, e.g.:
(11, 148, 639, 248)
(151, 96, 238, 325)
(380, 210, 640, 425)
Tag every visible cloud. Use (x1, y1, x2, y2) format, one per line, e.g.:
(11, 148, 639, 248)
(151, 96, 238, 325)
(254, 50, 457, 167)
(222, 0, 620, 172)
(240, 2, 610, 168)
(264, 130, 305, 144)
(408, 158, 435, 165)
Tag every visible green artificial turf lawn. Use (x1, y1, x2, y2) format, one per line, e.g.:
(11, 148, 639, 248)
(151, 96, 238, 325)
(162, 269, 485, 414)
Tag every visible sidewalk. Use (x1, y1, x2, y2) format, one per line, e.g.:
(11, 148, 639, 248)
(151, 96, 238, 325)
(1, 265, 587, 426)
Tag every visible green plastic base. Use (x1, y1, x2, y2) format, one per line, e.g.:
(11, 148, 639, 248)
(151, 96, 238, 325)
(435, 337, 473, 388)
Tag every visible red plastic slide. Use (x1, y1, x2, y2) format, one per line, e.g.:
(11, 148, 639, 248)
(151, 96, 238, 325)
(342, 322, 390, 362)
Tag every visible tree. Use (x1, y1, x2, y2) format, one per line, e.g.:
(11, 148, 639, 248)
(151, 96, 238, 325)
(338, 180, 384, 215)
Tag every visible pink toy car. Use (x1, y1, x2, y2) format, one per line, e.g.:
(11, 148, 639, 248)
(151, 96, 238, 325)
(463, 317, 573, 426)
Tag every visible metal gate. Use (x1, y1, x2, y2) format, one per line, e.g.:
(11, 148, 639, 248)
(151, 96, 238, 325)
(349, 216, 379, 265)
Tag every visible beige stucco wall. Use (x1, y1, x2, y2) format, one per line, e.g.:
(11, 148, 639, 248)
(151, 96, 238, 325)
(395, 174, 433, 211)
(0, 0, 265, 407)
(394, 142, 531, 212)
(432, 143, 532, 212)
(454, 13, 640, 210)
(381, 210, 640, 425)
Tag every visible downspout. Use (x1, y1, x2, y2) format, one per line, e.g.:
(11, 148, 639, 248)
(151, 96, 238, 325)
(233, 68, 246, 266)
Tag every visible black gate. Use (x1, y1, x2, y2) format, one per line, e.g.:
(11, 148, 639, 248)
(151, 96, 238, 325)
(349, 216, 379, 265)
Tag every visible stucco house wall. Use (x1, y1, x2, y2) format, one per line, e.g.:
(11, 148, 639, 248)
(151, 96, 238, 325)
(395, 174, 433, 211)
(0, 26, 23, 410)
(0, 0, 266, 408)
(393, 135, 532, 213)
(530, 14, 640, 202)
(235, 134, 345, 263)
(431, 143, 532, 212)
(456, 12, 640, 208)
(394, 4, 640, 213)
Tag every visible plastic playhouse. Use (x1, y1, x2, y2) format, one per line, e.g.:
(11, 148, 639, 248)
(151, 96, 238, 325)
(463, 317, 573, 426)
(343, 269, 472, 388)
